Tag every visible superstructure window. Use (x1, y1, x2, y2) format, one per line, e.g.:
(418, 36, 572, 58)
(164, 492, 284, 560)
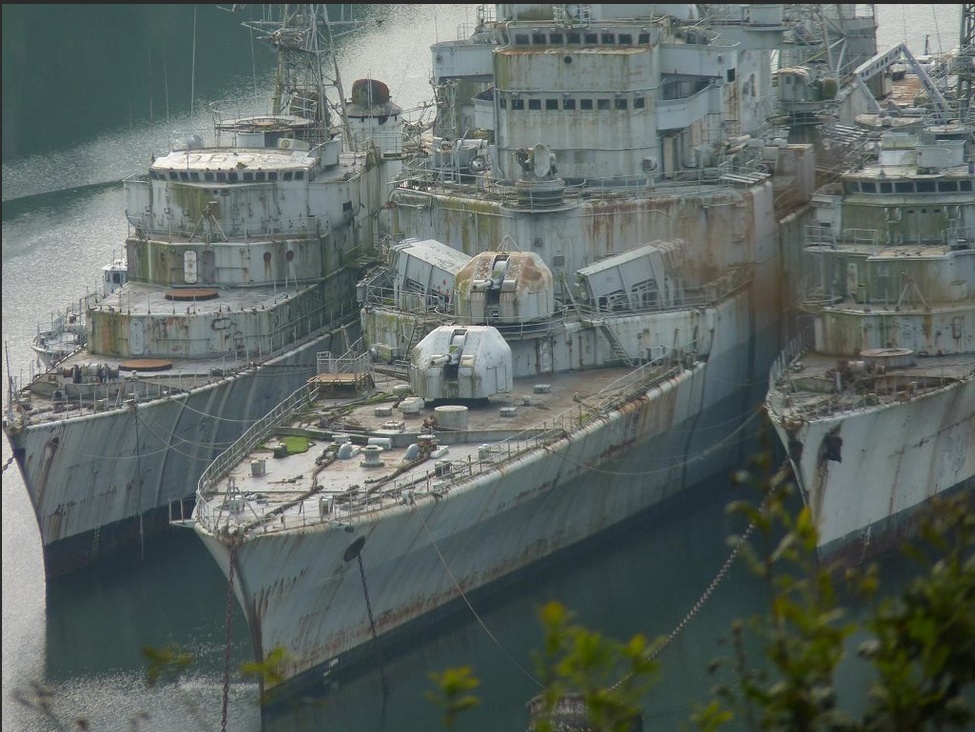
(532, 33, 545, 44)
(295, 171, 304, 180)
(204, 172, 215, 182)
(895, 181, 912, 193)
(585, 32, 598, 44)
(180, 172, 189, 181)
(638, 33, 650, 44)
(563, 98, 576, 110)
(169, 172, 179, 181)
(580, 99, 593, 110)
(515, 33, 529, 45)
(939, 180, 958, 192)
(597, 99, 610, 110)
(916, 180, 936, 193)
(615, 98, 627, 110)
(528, 99, 541, 110)
(268, 172, 278, 181)
(511, 98, 525, 110)
(546, 99, 559, 110)
(567, 32, 581, 44)
(619, 33, 633, 44)
(228, 171, 238, 183)
(633, 97, 645, 109)
(256, 172, 266, 181)
(550, 32, 563, 44)
(601, 33, 614, 43)
(283, 171, 293, 181)
(243, 172, 254, 182)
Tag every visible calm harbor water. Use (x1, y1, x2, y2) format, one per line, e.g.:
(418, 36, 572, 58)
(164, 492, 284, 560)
(2, 5, 963, 731)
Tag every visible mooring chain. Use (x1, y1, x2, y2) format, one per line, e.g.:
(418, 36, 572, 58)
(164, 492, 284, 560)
(609, 465, 793, 693)
(357, 553, 389, 696)
(607, 517, 757, 694)
(221, 539, 238, 732)
(2, 455, 13, 473)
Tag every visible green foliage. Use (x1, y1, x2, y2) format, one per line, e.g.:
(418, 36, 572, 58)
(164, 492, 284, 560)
(241, 646, 291, 704)
(424, 666, 481, 732)
(528, 600, 660, 732)
(855, 495, 975, 731)
(142, 644, 194, 687)
(692, 466, 975, 732)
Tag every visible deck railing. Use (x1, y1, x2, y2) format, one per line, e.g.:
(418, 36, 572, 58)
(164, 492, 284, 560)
(191, 338, 702, 536)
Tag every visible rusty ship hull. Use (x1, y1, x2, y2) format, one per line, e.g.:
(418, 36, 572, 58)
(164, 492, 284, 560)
(178, 2, 862, 703)
(190, 289, 766, 701)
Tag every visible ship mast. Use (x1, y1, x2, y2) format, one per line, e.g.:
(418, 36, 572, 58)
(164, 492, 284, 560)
(958, 4, 974, 125)
(238, 4, 362, 145)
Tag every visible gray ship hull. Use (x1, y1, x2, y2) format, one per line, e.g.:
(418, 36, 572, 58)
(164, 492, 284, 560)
(191, 292, 775, 702)
(770, 375, 975, 566)
(6, 330, 347, 579)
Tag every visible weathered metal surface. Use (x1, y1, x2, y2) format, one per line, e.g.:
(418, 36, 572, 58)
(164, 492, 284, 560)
(767, 119, 975, 563)
(3, 7, 402, 579)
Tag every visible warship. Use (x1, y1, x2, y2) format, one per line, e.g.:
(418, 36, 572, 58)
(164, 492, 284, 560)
(181, 3, 832, 703)
(2, 5, 403, 579)
(766, 12, 975, 565)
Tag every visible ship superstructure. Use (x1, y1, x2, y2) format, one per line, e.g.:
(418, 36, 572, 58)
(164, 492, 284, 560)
(766, 120, 975, 563)
(183, 3, 823, 703)
(2, 5, 403, 579)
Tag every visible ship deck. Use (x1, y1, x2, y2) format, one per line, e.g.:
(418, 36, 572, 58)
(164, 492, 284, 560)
(768, 350, 974, 422)
(192, 364, 654, 537)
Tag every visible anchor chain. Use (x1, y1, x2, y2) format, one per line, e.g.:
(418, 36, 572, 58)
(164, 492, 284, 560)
(221, 539, 238, 732)
(610, 468, 786, 692)
(607, 517, 757, 694)
(357, 553, 389, 697)
(2, 455, 14, 473)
